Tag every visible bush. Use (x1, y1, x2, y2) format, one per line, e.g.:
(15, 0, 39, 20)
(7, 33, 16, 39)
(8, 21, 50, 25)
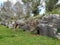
(48, 8, 60, 14)
(57, 28, 60, 33)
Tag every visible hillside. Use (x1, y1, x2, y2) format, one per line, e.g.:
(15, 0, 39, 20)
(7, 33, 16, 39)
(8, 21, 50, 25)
(0, 25, 60, 45)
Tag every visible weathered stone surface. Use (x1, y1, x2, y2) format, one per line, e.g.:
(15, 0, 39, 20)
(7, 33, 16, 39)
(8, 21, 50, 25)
(33, 14, 60, 38)
(56, 33, 60, 39)
(47, 26, 57, 37)
(36, 24, 48, 35)
(8, 22, 13, 28)
(35, 24, 57, 37)
(1, 14, 60, 39)
(1, 21, 6, 26)
(22, 24, 30, 31)
(16, 19, 26, 28)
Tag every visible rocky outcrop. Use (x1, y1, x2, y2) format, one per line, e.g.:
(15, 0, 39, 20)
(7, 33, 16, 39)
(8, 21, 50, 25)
(0, 14, 60, 39)
(21, 14, 60, 38)
(36, 24, 57, 37)
(22, 24, 30, 31)
(34, 14, 60, 38)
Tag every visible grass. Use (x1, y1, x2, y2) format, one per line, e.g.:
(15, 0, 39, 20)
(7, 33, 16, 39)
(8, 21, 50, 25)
(48, 8, 60, 14)
(0, 25, 60, 45)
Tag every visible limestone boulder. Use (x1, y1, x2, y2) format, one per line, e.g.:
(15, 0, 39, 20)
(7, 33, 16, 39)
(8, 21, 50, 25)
(21, 24, 30, 31)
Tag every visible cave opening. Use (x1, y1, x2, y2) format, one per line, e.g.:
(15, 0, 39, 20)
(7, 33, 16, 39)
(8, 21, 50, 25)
(36, 27, 40, 34)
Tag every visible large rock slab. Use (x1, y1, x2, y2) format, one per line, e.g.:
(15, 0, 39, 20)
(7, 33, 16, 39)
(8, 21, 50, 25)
(36, 24, 57, 37)
(33, 14, 60, 38)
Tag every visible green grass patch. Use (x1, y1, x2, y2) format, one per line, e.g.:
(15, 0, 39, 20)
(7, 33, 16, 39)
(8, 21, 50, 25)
(0, 25, 60, 45)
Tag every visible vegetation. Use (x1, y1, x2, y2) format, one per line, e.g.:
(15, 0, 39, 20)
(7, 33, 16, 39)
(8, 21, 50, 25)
(0, 25, 60, 45)
(22, 0, 40, 16)
(46, 0, 58, 11)
(57, 28, 60, 33)
(0, 0, 60, 45)
(48, 8, 60, 14)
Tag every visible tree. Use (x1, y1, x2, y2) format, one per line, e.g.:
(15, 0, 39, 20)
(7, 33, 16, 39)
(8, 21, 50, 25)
(56, 4, 60, 8)
(1, 0, 14, 21)
(4, 0, 12, 8)
(46, 0, 58, 11)
(22, 0, 40, 16)
(13, 1, 25, 19)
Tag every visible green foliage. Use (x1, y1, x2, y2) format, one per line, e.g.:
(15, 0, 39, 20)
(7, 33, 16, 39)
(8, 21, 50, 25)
(48, 8, 60, 14)
(46, 0, 58, 11)
(0, 18, 2, 21)
(22, 0, 32, 3)
(57, 28, 60, 33)
(22, 0, 40, 16)
(56, 4, 60, 8)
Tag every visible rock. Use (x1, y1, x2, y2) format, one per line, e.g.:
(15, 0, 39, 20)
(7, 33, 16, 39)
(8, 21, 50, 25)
(22, 24, 30, 31)
(5, 22, 9, 27)
(36, 14, 60, 37)
(0, 14, 60, 39)
(36, 24, 57, 37)
(47, 26, 57, 37)
(42, 14, 60, 25)
(8, 22, 13, 29)
(56, 33, 60, 39)
(36, 24, 48, 35)
(8, 24, 13, 28)
(16, 19, 26, 28)
(1, 21, 5, 26)
(16, 19, 25, 24)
